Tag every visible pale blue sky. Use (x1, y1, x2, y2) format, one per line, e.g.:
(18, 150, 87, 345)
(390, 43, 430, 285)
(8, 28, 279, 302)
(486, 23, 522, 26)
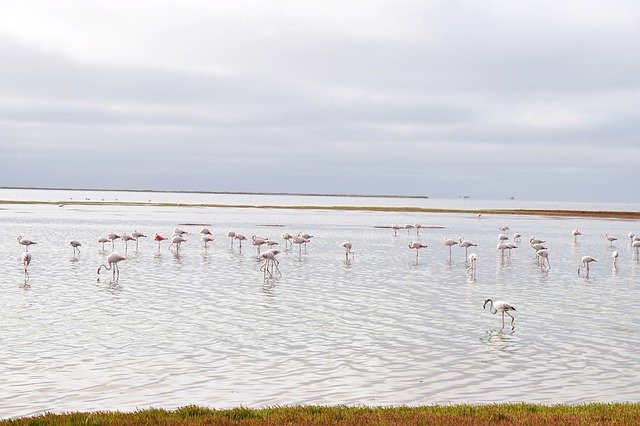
(1, 1, 639, 201)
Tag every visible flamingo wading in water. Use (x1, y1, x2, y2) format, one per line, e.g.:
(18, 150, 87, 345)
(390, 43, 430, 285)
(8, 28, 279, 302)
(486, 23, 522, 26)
(578, 256, 597, 277)
(408, 241, 427, 260)
(20, 252, 32, 281)
(97, 252, 126, 279)
(17, 236, 37, 252)
(483, 299, 516, 328)
(341, 242, 354, 261)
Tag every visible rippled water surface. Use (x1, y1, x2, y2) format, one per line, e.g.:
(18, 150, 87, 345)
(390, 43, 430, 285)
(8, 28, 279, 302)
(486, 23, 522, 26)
(1, 190, 640, 418)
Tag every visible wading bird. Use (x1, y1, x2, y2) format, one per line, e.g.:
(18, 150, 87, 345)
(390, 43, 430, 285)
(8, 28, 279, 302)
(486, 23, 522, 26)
(612, 251, 619, 269)
(292, 235, 309, 254)
(408, 241, 427, 260)
(404, 224, 414, 234)
(483, 299, 516, 328)
(466, 253, 478, 276)
(498, 226, 510, 235)
(20, 252, 32, 281)
(227, 231, 236, 248)
(415, 224, 422, 235)
(107, 232, 121, 250)
(281, 232, 294, 250)
(17, 236, 37, 252)
(132, 230, 147, 250)
(121, 233, 135, 254)
(97, 252, 126, 279)
(251, 235, 269, 254)
(629, 233, 636, 245)
(391, 224, 400, 236)
(174, 228, 188, 236)
(572, 229, 582, 243)
(69, 240, 81, 257)
(578, 256, 597, 277)
(341, 242, 354, 261)
(443, 238, 458, 260)
(458, 238, 477, 258)
(513, 233, 522, 243)
(259, 249, 281, 279)
(169, 234, 187, 252)
(200, 228, 212, 236)
(98, 236, 110, 251)
(606, 233, 617, 246)
(632, 241, 640, 258)
(234, 233, 247, 251)
(202, 234, 215, 249)
(536, 249, 550, 270)
(153, 233, 168, 253)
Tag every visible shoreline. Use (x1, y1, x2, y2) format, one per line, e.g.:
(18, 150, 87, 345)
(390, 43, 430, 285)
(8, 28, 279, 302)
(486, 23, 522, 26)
(1, 199, 639, 220)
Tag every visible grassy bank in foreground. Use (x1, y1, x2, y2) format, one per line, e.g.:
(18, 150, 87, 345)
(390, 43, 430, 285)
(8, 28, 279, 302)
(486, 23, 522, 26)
(3, 404, 640, 425)
(1, 199, 639, 220)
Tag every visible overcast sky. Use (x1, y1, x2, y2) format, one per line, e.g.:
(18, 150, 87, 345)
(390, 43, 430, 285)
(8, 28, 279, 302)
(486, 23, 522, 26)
(1, 1, 639, 201)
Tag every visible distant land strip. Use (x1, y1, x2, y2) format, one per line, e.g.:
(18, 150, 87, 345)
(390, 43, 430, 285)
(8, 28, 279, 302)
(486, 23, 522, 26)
(0, 186, 430, 199)
(1, 199, 638, 220)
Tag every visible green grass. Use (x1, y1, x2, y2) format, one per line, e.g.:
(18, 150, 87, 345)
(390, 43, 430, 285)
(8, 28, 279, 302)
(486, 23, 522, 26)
(1, 199, 639, 220)
(3, 404, 640, 425)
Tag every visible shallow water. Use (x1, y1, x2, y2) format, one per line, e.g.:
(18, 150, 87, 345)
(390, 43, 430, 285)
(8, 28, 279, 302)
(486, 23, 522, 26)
(1, 190, 640, 418)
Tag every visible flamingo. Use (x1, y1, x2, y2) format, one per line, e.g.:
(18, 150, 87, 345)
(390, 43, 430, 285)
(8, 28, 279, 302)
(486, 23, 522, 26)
(442, 238, 458, 260)
(612, 251, 619, 269)
(605, 233, 617, 246)
(98, 236, 110, 251)
(408, 241, 427, 259)
(292, 235, 309, 254)
(69, 240, 81, 257)
(632, 241, 640, 258)
(498, 226, 510, 235)
(498, 234, 509, 244)
(200, 228, 212, 235)
(531, 243, 547, 259)
(202, 234, 215, 249)
(529, 237, 545, 245)
(265, 239, 279, 249)
(578, 256, 596, 277)
(483, 299, 516, 328)
(20, 252, 32, 281)
(415, 224, 422, 235)
(121, 233, 135, 254)
(572, 229, 582, 243)
(227, 231, 236, 247)
(458, 238, 477, 258)
(251, 235, 269, 254)
(132, 230, 147, 250)
(629, 233, 636, 245)
(153, 233, 168, 253)
(281, 232, 294, 250)
(259, 249, 281, 278)
(298, 233, 313, 251)
(391, 224, 400, 236)
(97, 252, 126, 279)
(169, 235, 187, 252)
(506, 243, 518, 257)
(404, 224, 414, 234)
(17, 236, 37, 252)
(513, 233, 522, 243)
(174, 228, 188, 236)
(107, 232, 121, 250)
(341, 242, 354, 261)
(536, 249, 550, 270)
(234, 233, 247, 251)
(497, 243, 509, 260)
(466, 253, 478, 276)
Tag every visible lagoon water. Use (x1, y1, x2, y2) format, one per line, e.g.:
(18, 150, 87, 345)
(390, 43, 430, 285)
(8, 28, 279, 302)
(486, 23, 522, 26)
(1, 189, 640, 418)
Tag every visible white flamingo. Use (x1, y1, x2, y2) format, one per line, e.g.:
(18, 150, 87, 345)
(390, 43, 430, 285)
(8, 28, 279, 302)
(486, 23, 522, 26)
(107, 232, 121, 250)
(227, 231, 236, 247)
(628, 233, 636, 245)
(292, 235, 309, 254)
(174, 228, 188, 236)
(121, 233, 135, 254)
(97, 252, 126, 279)
(235, 233, 247, 251)
(536, 249, 550, 270)
(632, 241, 640, 258)
(200, 228, 212, 235)
(513, 233, 522, 243)
(169, 235, 187, 252)
(529, 237, 545, 245)
(458, 238, 477, 257)
(498, 226, 510, 235)
(98, 236, 110, 251)
(612, 251, 619, 269)
(281, 232, 294, 250)
(202, 234, 215, 249)
(483, 299, 516, 328)
(391, 224, 400, 236)
(605, 233, 617, 246)
(404, 224, 414, 234)
(251, 235, 269, 254)
(415, 224, 422, 235)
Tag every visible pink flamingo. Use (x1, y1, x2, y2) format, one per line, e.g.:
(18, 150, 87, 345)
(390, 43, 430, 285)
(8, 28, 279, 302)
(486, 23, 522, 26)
(69, 240, 81, 257)
(202, 234, 215, 249)
(292, 235, 309, 254)
(578, 256, 596, 277)
(121, 233, 135, 254)
(21, 252, 32, 281)
(259, 249, 282, 278)
(408, 241, 427, 259)
(97, 252, 127, 279)
(443, 238, 458, 260)
(132, 230, 147, 250)
(234, 233, 247, 252)
(169, 234, 187, 252)
(154, 233, 168, 253)
(107, 232, 121, 250)
(17, 236, 37, 252)
(227, 231, 236, 248)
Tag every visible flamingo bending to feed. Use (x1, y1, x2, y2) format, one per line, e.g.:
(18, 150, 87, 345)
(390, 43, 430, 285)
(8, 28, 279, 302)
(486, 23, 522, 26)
(21, 252, 32, 280)
(578, 256, 596, 277)
(483, 298, 516, 328)
(202, 234, 215, 249)
(572, 229, 582, 243)
(69, 240, 81, 257)
(97, 252, 126, 279)
(466, 253, 478, 276)
(169, 235, 187, 252)
(536, 249, 550, 270)
(341, 242, 354, 261)
(259, 249, 281, 278)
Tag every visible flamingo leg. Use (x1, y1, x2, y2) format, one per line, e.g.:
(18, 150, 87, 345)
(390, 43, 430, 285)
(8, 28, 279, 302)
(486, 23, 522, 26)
(506, 312, 515, 324)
